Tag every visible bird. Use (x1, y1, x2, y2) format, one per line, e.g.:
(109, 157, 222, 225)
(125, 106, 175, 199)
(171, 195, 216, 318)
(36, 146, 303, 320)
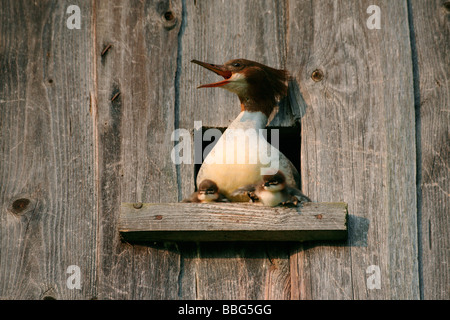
(182, 179, 229, 203)
(192, 58, 300, 201)
(232, 171, 311, 207)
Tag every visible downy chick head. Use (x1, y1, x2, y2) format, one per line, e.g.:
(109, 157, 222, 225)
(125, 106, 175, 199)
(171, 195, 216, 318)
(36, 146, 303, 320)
(261, 170, 287, 192)
(197, 179, 220, 202)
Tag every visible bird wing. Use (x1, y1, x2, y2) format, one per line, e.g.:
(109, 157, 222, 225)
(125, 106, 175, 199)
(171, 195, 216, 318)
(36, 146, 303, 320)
(182, 192, 200, 203)
(230, 184, 257, 197)
(217, 193, 231, 202)
(288, 160, 301, 188)
(286, 187, 311, 203)
(277, 151, 301, 188)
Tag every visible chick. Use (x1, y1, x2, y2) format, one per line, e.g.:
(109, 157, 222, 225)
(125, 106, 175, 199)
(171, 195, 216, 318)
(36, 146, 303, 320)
(183, 179, 229, 203)
(232, 171, 311, 207)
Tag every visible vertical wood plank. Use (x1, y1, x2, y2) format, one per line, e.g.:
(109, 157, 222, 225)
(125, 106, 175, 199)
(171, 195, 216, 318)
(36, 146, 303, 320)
(411, 0, 449, 300)
(2, 0, 444, 301)
(288, 0, 419, 299)
(95, 0, 182, 299)
(178, 242, 290, 300)
(180, 0, 287, 127)
(176, 0, 291, 299)
(178, 0, 290, 198)
(0, 0, 97, 299)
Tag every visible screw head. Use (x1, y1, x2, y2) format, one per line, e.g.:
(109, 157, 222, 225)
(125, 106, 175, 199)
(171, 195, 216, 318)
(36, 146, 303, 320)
(133, 202, 143, 209)
(311, 69, 324, 82)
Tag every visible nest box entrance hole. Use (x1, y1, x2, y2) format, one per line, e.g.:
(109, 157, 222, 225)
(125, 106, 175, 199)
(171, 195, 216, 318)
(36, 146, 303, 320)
(193, 125, 301, 190)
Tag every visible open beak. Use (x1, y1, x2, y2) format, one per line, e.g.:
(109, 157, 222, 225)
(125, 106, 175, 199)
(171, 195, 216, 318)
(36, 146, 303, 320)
(191, 60, 233, 88)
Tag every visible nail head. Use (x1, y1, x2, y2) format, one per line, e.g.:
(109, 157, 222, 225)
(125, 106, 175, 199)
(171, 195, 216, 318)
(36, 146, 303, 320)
(311, 69, 324, 82)
(101, 44, 112, 57)
(133, 202, 143, 209)
(111, 92, 120, 102)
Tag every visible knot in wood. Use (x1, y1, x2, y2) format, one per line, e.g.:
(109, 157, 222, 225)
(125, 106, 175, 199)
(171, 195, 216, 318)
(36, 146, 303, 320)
(11, 198, 31, 215)
(164, 11, 174, 21)
(162, 11, 178, 30)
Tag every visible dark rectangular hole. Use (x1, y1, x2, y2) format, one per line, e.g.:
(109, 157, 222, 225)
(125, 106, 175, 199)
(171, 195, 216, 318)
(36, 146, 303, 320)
(193, 125, 301, 190)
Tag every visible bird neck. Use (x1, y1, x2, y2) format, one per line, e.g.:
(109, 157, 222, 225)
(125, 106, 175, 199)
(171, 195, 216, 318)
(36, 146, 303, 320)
(228, 110, 268, 130)
(239, 96, 275, 118)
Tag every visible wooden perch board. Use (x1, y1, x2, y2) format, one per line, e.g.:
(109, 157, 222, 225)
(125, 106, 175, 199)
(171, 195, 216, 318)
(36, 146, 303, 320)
(119, 202, 348, 242)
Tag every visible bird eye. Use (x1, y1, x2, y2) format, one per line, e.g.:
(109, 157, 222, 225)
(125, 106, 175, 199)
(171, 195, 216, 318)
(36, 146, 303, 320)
(232, 62, 241, 68)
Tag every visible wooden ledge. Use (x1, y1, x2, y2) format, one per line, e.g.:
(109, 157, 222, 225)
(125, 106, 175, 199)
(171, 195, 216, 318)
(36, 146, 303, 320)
(119, 202, 348, 242)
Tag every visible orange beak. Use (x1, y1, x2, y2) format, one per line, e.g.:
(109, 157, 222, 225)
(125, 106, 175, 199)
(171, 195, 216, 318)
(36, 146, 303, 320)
(191, 60, 233, 88)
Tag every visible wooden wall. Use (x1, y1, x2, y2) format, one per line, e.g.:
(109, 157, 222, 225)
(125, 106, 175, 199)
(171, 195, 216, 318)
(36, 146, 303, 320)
(0, 0, 448, 300)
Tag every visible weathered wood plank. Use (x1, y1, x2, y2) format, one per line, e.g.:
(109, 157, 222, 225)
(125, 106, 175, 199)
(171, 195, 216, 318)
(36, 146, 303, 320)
(288, 0, 419, 299)
(95, 0, 182, 299)
(0, 0, 97, 299)
(119, 202, 348, 242)
(176, 0, 294, 300)
(178, 0, 293, 197)
(411, 0, 449, 300)
(2, 0, 444, 302)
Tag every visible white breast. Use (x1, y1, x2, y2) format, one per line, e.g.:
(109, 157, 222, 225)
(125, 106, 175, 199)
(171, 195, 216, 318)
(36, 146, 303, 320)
(197, 111, 298, 201)
(256, 190, 286, 207)
(198, 193, 219, 202)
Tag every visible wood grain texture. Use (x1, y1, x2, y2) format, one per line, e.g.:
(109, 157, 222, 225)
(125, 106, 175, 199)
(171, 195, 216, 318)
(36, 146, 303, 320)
(175, 0, 294, 300)
(287, 0, 419, 299)
(0, 0, 447, 301)
(411, 0, 449, 300)
(0, 0, 97, 299)
(178, 0, 292, 198)
(119, 202, 348, 241)
(95, 0, 182, 299)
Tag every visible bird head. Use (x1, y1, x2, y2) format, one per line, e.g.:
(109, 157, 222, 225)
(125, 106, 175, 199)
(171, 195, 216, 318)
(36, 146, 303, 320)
(192, 58, 288, 117)
(197, 179, 220, 201)
(261, 171, 286, 192)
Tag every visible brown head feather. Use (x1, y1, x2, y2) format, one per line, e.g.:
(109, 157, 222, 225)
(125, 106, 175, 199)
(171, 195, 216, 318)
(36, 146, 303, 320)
(262, 170, 286, 184)
(193, 58, 289, 118)
(198, 179, 219, 193)
(228, 59, 288, 117)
